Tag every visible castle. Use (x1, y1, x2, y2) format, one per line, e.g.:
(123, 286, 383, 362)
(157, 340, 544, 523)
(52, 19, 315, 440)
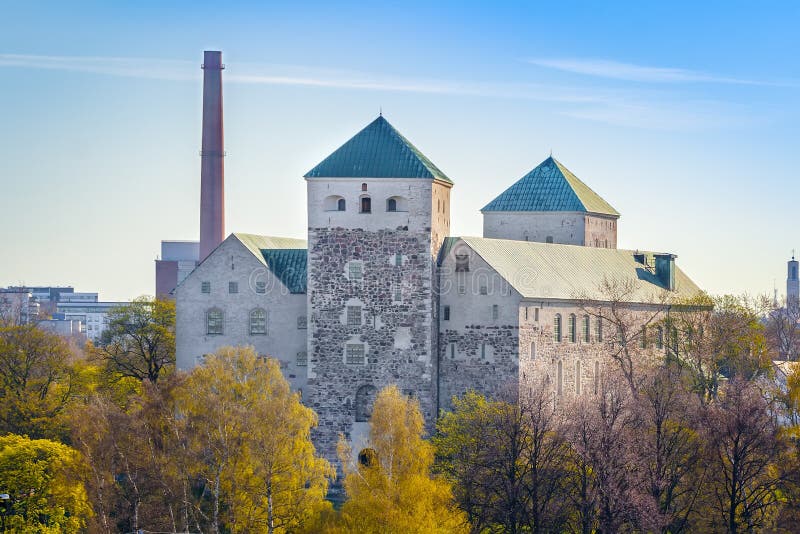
(174, 115, 702, 461)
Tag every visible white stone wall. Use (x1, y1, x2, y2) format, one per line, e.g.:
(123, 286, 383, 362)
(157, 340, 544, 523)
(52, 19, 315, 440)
(175, 236, 308, 392)
(583, 214, 618, 249)
(482, 211, 586, 245)
(307, 178, 437, 234)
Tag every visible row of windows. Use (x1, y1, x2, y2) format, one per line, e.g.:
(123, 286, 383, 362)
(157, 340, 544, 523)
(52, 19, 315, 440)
(205, 308, 306, 335)
(201, 281, 266, 294)
(325, 194, 408, 214)
(553, 314, 600, 343)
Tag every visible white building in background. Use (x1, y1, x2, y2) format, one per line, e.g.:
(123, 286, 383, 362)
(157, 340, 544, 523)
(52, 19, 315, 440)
(57, 300, 129, 342)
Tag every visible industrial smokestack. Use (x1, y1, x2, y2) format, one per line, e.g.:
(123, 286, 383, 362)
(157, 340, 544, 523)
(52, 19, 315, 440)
(199, 50, 225, 261)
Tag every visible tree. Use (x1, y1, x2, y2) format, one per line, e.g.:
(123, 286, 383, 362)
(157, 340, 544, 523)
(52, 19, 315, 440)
(0, 324, 78, 439)
(765, 297, 800, 361)
(434, 386, 571, 533)
(179, 346, 333, 534)
(93, 296, 175, 383)
(576, 277, 671, 393)
(337, 385, 467, 534)
(702, 379, 785, 532)
(633, 364, 706, 533)
(0, 433, 92, 533)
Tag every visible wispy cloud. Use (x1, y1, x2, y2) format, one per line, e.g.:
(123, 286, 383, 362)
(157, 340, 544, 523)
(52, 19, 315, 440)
(0, 52, 746, 130)
(527, 57, 776, 86)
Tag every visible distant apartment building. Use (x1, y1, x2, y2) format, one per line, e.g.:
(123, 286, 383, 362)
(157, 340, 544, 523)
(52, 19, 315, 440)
(0, 289, 40, 325)
(56, 299, 129, 342)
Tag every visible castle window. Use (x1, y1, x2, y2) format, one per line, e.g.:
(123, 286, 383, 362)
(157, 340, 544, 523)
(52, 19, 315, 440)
(492, 304, 499, 320)
(576, 360, 582, 395)
(455, 253, 469, 272)
(546, 236, 554, 244)
(206, 308, 223, 335)
(324, 195, 346, 211)
(228, 281, 238, 294)
(568, 314, 577, 343)
(255, 281, 266, 294)
(481, 343, 487, 359)
(296, 351, 307, 366)
(450, 343, 455, 359)
(395, 253, 402, 267)
(249, 308, 267, 335)
(530, 341, 536, 360)
(297, 316, 307, 329)
(347, 305, 362, 326)
(557, 360, 563, 396)
(361, 183, 368, 191)
(387, 198, 397, 212)
(583, 315, 590, 342)
(360, 196, 372, 213)
(346, 344, 366, 365)
(535, 308, 539, 322)
(554, 314, 562, 342)
(348, 262, 363, 280)
(355, 385, 377, 421)
(594, 361, 600, 394)
(656, 327, 664, 350)
(443, 305, 450, 321)
(201, 281, 211, 294)
(338, 198, 346, 211)
(596, 317, 603, 342)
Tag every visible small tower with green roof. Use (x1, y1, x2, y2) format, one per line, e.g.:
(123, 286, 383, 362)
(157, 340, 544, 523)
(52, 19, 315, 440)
(482, 156, 620, 248)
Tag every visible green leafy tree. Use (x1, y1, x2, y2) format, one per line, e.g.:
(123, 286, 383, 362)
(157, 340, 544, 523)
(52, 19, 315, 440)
(93, 296, 175, 383)
(336, 385, 467, 534)
(0, 433, 92, 533)
(0, 325, 78, 439)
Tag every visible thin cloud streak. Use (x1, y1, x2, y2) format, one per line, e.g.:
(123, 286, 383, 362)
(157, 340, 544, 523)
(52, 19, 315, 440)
(528, 57, 790, 86)
(0, 52, 742, 130)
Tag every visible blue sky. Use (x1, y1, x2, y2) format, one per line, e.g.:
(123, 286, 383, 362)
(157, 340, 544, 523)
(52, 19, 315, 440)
(1, 1, 799, 301)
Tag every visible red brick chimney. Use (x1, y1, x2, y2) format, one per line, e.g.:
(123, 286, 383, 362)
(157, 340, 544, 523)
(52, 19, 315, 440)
(199, 50, 225, 261)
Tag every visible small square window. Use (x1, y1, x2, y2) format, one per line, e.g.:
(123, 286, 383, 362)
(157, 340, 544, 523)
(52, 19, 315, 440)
(296, 351, 307, 366)
(201, 282, 211, 294)
(346, 344, 365, 364)
(347, 306, 362, 326)
(255, 281, 266, 294)
(228, 282, 238, 294)
(349, 262, 363, 280)
(297, 316, 307, 330)
(455, 254, 469, 272)
(443, 305, 450, 321)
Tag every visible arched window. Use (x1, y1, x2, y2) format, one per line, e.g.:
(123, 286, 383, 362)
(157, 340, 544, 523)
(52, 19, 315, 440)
(583, 315, 590, 342)
(387, 198, 397, 212)
(568, 314, 577, 343)
(557, 360, 563, 396)
(361, 183, 368, 191)
(530, 341, 536, 360)
(355, 385, 377, 422)
(337, 198, 346, 211)
(206, 308, 223, 335)
(576, 360, 582, 395)
(324, 195, 346, 211)
(249, 308, 267, 335)
(554, 314, 562, 342)
(360, 196, 372, 213)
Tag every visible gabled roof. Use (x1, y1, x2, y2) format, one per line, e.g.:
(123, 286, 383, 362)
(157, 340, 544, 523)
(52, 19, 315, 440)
(304, 115, 452, 184)
(481, 156, 619, 217)
(233, 233, 308, 294)
(441, 236, 701, 302)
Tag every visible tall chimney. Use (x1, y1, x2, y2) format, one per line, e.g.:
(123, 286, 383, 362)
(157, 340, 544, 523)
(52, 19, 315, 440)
(199, 50, 225, 261)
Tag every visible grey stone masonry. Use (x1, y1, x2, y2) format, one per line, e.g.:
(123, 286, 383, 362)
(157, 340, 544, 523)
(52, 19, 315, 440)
(306, 226, 438, 462)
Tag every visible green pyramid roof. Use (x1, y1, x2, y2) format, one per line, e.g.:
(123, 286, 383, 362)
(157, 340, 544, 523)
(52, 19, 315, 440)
(304, 116, 452, 184)
(481, 156, 619, 216)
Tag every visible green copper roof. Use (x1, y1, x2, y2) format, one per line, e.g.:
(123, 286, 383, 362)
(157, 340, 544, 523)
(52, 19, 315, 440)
(233, 234, 308, 294)
(260, 249, 307, 294)
(481, 156, 619, 216)
(304, 116, 452, 184)
(441, 236, 701, 302)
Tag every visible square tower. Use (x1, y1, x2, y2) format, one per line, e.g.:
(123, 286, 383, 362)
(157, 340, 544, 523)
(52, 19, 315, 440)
(304, 116, 452, 461)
